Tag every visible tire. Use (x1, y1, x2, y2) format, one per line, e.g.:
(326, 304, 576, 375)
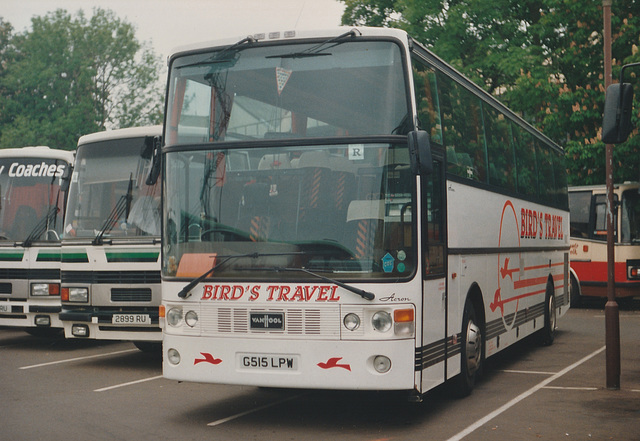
(25, 327, 64, 338)
(134, 341, 162, 353)
(537, 280, 556, 346)
(453, 299, 483, 398)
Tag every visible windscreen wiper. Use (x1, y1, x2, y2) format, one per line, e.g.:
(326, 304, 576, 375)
(282, 267, 375, 301)
(23, 169, 63, 246)
(93, 174, 133, 245)
(176, 36, 255, 69)
(266, 29, 360, 59)
(23, 205, 58, 247)
(177, 251, 307, 299)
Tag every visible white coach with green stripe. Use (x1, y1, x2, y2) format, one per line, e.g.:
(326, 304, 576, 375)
(0, 146, 75, 334)
(59, 126, 163, 351)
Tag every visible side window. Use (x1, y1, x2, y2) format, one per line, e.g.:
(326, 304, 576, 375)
(422, 159, 445, 277)
(621, 190, 640, 243)
(569, 191, 592, 238)
(553, 149, 568, 208)
(438, 74, 486, 182)
(536, 141, 555, 204)
(168, 77, 212, 145)
(592, 194, 618, 241)
(484, 105, 516, 191)
(513, 126, 538, 197)
(412, 58, 443, 145)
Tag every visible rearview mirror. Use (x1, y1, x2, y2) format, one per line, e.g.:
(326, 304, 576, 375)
(602, 83, 634, 144)
(408, 130, 433, 175)
(145, 136, 162, 185)
(60, 164, 73, 193)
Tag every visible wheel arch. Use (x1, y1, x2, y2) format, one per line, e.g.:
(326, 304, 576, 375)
(569, 267, 581, 296)
(465, 282, 485, 331)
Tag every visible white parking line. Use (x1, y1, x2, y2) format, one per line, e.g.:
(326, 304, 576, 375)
(500, 369, 556, 375)
(19, 349, 137, 370)
(94, 375, 163, 392)
(207, 394, 303, 427)
(446, 345, 606, 441)
(543, 386, 598, 391)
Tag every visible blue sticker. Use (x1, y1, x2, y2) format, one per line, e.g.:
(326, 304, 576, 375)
(382, 252, 395, 273)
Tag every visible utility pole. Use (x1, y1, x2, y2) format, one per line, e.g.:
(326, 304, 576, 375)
(602, 0, 621, 390)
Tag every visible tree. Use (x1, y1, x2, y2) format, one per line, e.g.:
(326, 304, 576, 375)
(340, 0, 640, 185)
(0, 19, 13, 136)
(515, 0, 640, 185)
(0, 18, 12, 75)
(0, 8, 163, 150)
(83, 9, 163, 129)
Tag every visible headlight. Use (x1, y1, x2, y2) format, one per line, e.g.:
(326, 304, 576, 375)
(166, 307, 183, 327)
(31, 283, 50, 296)
(185, 310, 198, 327)
(72, 324, 89, 337)
(373, 355, 392, 373)
(628, 264, 640, 280)
(68, 287, 89, 302)
(372, 311, 392, 333)
(167, 348, 181, 365)
(343, 313, 361, 331)
(32, 283, 60, 296)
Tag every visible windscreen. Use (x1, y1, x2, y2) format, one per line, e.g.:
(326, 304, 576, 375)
(65, 137, 160, 239)
(0, 157, 71, 243)
(166, 39, 410, 144)
(163, 143, 416, 280)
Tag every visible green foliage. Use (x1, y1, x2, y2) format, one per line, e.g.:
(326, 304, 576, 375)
(341, 0, 398, 27)
(0, 8, 164, 150)
(340, 0, 640, 186)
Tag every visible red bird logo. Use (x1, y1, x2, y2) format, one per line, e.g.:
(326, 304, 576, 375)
(499, 257, 519, 280)
(194, 352, 222, 365)
(317, 357, 351, 371)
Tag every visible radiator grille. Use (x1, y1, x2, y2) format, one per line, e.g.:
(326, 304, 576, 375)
(196, 305, 340, 338)
(0, 269, 58, 280)
(62, 270, 160, 284)
(111, 288, 153, 302)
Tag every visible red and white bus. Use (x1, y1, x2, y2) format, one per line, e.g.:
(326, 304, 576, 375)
(569, 182, 640, 305)
(160, 27, 570, 399)
(0, 147, 74, 335)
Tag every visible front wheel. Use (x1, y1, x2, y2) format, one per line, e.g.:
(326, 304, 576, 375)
(452, 299, 483, 397)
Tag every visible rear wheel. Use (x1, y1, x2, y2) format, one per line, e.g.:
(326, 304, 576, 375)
(453, 299, 483, 397)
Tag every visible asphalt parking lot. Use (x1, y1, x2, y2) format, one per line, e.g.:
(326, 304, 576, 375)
(1, 298, 639, 441)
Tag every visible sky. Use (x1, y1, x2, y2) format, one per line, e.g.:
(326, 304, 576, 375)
(3, 0, 347, 61)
